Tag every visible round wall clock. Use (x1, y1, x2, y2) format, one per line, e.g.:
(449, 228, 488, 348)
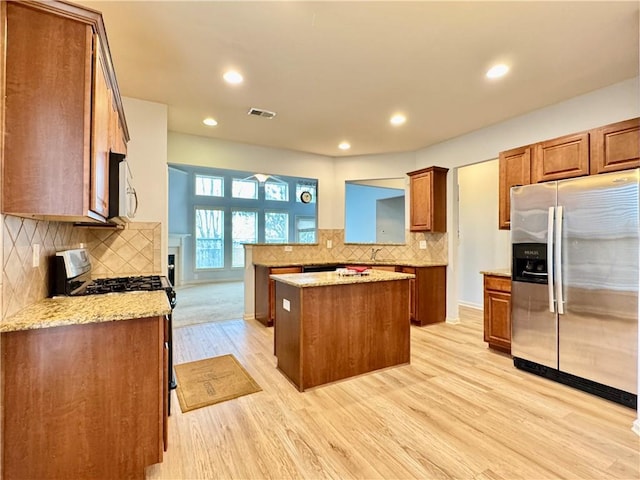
(300, 191, 312, 203)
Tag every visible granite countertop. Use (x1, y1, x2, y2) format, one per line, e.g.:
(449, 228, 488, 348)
(480, 268, 511, 278)
(0, 291, 171, 333)
(254, 260, 447, 268)
(270, 269, 415, 288)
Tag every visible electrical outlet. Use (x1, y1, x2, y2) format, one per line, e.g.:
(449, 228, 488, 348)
(283, 298, 290, 311)
(327, 240, 332, 248)
(284, 245, 293, 252)
(32, 243, 40, 267)
(419, 240, 427, 250)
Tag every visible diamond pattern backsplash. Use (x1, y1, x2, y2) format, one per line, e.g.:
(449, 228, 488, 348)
(251, 229, 447, 264)
(85, 222, 162, 279)
(2, 215, 85, 319)
(1, 216, 162, 320)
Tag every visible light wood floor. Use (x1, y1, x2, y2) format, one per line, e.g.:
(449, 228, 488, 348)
(147, 308, 640, 480)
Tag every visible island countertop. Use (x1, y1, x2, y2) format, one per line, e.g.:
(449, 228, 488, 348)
(270, 269, 414, 288)
(255, 260, 447, 268)
(0, 290, 172, 333)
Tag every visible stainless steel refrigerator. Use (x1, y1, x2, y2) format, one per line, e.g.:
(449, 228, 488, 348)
(511, 168, 638, 408)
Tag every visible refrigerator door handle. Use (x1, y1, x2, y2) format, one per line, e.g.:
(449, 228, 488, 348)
(547, 206, 555, 313)
(555, 205, 565, 315)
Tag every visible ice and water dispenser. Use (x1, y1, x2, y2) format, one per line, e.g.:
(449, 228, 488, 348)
(512, 243, 548, 284)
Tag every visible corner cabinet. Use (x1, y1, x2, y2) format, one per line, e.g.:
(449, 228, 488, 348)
(483, 274, 511, 353)
(1, 317, 167, 479)
(407, 166, 448, 232)
(1, 0, 129, 223)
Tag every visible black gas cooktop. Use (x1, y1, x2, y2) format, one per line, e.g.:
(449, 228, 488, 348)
(84, 275, 168, 294)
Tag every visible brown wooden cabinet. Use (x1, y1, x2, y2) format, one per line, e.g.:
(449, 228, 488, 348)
(498, 146, 531, 229)
(274, 278, 410, 391)
(398, 266, 416, 321)
(532, 132, 589, 183)
(590, 117, 640, 175)
(412, 266, 447, 326)
(498, 118, 640, 230)
(255, 265, 303, 326)
(483, 274, 511, 353)
(1, 0, 128, 222)
(91, 40, 111, 218)
(255, 263, 446, 327)
(407, 166, 448, 232)
(1, 316, 167, 479)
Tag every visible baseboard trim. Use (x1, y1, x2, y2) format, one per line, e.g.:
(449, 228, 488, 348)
(446, 317, 460, 325)
(633, 418, 640, 436)
(458, 301, 483, 310)
(243, 314, 255, 321)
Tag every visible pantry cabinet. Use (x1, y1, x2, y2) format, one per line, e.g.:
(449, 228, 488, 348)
(498, 117, 640, 230)
(1, 0, 129, 222)
(407, 166, 448, 232)
(483, 274, 511, 353)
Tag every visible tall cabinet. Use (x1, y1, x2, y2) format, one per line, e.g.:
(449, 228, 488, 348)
(1, 0, 129, 222)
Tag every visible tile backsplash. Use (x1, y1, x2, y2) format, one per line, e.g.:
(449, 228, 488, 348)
(251, 229, 447, 264)
(85, 222, 162, 278)
(1, 216, 162, 320)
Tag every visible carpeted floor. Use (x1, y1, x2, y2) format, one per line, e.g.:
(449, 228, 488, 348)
(173, 281, 244, 328)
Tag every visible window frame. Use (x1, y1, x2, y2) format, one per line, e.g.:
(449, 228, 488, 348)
(194, 205, 225, 271)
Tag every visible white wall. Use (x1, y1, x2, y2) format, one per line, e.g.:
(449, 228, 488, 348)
(458, 160, 510, 308)
(167, 132, 336, 229)
(333, 151, 416, 229)
(122, 97, 169, 274)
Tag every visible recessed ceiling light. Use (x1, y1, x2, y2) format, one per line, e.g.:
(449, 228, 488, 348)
(223, 70, 243, 84)
(338, 142, 351, 150)
(203, 117, 218, 127)
(486, 64, 509, 79)
(390, 114, 406, 126)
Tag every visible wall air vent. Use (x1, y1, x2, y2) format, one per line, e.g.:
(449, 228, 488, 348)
(247, 107, 277, 119)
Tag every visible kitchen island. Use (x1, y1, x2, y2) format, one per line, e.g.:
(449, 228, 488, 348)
(272, 269, 414, 391)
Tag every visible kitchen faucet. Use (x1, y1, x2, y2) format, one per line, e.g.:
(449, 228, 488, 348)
(371, 247, 383, 261)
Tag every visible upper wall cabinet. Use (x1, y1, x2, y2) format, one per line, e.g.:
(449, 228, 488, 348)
(1, 0, 129, 223)
(531, 132, 589, 183)
(498, 117, 640, 230)
(498, 146, 531, 230)
(590, 118, 640, 175)
(407, 166, 448, 232)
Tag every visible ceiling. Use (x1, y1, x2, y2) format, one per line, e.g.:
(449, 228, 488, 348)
(79, 1, 639, 157)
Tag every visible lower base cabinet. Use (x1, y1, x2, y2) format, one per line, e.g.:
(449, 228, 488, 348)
(255, 265, 303, 326)
(255, 263, 446, 327)
(483, 275, 512, 353)
(1, 316, 167, 480)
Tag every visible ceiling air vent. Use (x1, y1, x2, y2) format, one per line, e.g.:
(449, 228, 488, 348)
(248, 107, 277, 119)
